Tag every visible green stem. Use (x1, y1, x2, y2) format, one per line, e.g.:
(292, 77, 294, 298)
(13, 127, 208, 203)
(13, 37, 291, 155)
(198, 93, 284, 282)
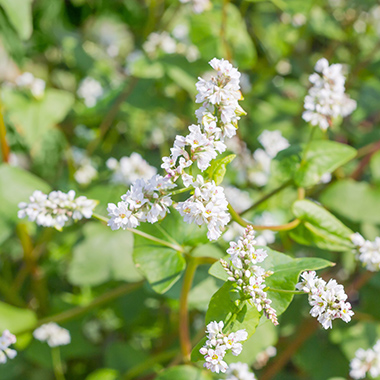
(266, 288, 305, 295)
(241, 180, 292, 215)
(179, 256, 199, 363)
(52, 347, 65, 380)
(228, 204, 301, 231)
(92, 213, 183, 252)
(170, 187, 192, 196)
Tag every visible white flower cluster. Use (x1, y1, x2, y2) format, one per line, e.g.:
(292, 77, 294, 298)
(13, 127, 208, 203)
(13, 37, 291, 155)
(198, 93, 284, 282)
(296, 271, 354, 329)
(350, 340, 380, 379)
(351, 232, 380, 272)
(176, 175, 230, 240)
(107, 175, 175, 230)
(0, 330, 17, 364)
(162, 58, 245, 183)
(221, 362, 257, 380)
(302, 58, 357, 130)
(143, 27, 200, 62)
(15, 72, 45, 98)
(180, 0, 212, 14)
(257, 130, 290, 159)
(72, 148, 98, 186)
(221, 226, 278, 325)
(18, 190, 97, 230)
(108, 59, 245, 242)
(106, 153, 157, 186)
(77, 77, 104, 107)
(199, 321, 248, 373)
(33, 323, 71, 347)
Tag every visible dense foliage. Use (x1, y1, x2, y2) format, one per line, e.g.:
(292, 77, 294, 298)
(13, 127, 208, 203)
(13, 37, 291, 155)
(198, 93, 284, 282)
(1, 0, 380, 379)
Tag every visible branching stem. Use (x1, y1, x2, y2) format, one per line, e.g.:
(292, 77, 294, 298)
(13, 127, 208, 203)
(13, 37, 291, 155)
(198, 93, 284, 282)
(92, 213, 183, 252)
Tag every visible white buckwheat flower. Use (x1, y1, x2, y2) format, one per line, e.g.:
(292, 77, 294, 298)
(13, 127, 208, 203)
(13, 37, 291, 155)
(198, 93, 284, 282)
(0, 330, 17, 364)
(200, 321, 248, 373)
(296, 271, 354, 329)
(18, 190, 97, 230)
(221, 226, 278, 325)
(33, 323, 71, 347)
(350, 340, 380, 379)
(77, 77, 104, 107)
(351, 232, 380, 272)
(180, 0, 212, 13)
(106, 153, 157, 186)
(302, 58, 357, 130)
(257, 130, 290, 159)
(161, 58, 245, 185)
(222, 362, 257, 380)
(15, 72, 46, 98)
(107, 174, 175, 230)
(175, 175, 230, 241)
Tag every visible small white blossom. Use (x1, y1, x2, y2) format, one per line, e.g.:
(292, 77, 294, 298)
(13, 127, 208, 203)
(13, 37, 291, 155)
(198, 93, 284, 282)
(107, 153, 157, 186)
(0, 330, 17, 364)
(302, 58, 357, 130)
(176, 175, 230, 241)
(33, 323, 71, 347)
(350, 340, 380, 379)
(72, 148, 98, 186)
(77, 77, 103, 107)
(222, 226, 278, 325)
(200, 321, 248, 373)
(222, 362, 257, 380)
(296, 271, 354, 329)
(180, 0, 211, 13)
(107, 175, 175, 230)
(257, 130, 290, 159)
(15, 72, 45, 98)
(18, 190, 97, 230)
(351, 232, 380, 272)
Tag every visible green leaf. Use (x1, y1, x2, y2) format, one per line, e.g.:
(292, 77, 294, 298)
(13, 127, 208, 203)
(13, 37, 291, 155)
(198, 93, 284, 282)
(0, 301, 37, 334)
(207, 154, 236, 185)
(0, 164, 50, 223)
(133, 243, 185, 294)
(68, 223, 141, 287)
(85, 369, 119, 380)
(191, 282, 261, 362)
(155, 365, 212, 380)
(290, 199, 354, 251)
(0, 0, 33, 40)
(295, 140, 356, 188)
(320, 179, 380, 224)
(4, 89, 74, 152)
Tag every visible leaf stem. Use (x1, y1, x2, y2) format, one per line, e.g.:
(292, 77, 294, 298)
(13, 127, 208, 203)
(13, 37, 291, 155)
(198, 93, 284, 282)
(170, 187, 192, 196)
(52, 346, 65, 380)
(228, 204, 301, 231)
(266, 288, 305, 295)
(179, 256, 199, 363)
(92, 213, 184, 252)
(241, 180, 292, 215)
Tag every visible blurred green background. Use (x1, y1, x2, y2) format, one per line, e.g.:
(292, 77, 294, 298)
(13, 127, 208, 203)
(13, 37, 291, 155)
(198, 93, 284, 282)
(0, 0, 380, 379)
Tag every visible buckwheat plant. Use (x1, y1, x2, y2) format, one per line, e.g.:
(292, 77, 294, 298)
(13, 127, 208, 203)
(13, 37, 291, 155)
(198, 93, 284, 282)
(15, 57, 362, 377)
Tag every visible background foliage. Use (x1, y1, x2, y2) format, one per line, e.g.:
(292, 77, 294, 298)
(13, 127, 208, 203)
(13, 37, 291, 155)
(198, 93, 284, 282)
(0, 0, 380, 379)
